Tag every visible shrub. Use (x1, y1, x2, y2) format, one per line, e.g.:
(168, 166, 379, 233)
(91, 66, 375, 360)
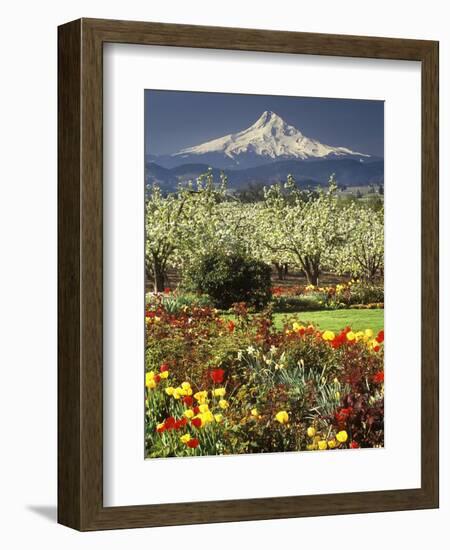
(184, 252, 272, 310)
(146, 291, 213, 313)
(272, 294, 326, 313)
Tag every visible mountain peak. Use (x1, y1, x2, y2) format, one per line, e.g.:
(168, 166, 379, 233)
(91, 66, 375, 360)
(172, 110, 370, 167)
(255, 110, 281, 123)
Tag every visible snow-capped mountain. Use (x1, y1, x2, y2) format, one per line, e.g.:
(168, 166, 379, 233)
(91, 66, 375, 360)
(164, 110, 370, 169)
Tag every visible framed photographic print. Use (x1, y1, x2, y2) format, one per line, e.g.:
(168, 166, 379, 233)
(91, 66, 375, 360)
(58, 18, 439, 530)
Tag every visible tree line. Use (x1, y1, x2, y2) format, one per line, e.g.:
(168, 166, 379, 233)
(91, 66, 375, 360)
(145, 170, 384, 292)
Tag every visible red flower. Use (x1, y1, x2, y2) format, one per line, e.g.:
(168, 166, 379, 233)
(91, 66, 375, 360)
(373, 371, 384, 384)
(164, 287, 171, 294)
(350, 441, 360, 449)
(335, 407, 353, 426)
(183, 396, 193, 407)
(191, 417, 202, 429)
(193, 406, 200, 415)
(376, 330, 384, 344)
(227, 321, 236, 333)
(210, 368, 225, 384)
(187, 438, 199, 449)
(164, 416, 176, 430)
(156, 424, 165, 434)
(373, 345, 381, 352)
(154, 374, 161, 383)
(174, 417, 188, 430)
(331, 330, 347, 349)
(160, 363, 169, 373)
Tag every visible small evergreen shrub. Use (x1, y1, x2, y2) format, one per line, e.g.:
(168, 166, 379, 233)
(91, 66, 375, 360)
(185, 252, 272, 310)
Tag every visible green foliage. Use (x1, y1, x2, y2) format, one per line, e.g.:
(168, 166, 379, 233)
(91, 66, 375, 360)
(272, 294, 326, 313)
(185, 251, 272, 310)
(146, 291, 213, 313)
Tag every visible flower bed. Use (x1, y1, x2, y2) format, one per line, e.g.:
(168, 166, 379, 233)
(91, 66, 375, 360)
(272, 280, 384, 312)
(145, 299, 384, 458)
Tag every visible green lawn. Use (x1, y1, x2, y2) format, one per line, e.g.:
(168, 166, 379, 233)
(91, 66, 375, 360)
(272, 309, 384, 333)
(222, 308, 384, 333)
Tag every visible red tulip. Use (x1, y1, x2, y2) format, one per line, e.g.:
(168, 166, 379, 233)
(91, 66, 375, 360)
(164, 416, 176, 430)
(373, 371, 384, 384)
(160, 363, 169, 372)
(191, 417, 202, 429)
(210, 368, 225, 384)
(183, 396, 193, 407)
(187, 438, 199, 449)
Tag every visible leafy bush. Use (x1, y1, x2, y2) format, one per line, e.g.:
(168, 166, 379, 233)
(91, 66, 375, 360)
(146, 291, 213, 314)
(272, 294, 326, 313)
(346, 281, 384, 305)
(184, 252, 272, 310)
(321, 281, 384, 309)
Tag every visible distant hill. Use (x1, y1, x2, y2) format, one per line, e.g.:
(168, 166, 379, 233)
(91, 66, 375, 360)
(145, 157, 384, 194)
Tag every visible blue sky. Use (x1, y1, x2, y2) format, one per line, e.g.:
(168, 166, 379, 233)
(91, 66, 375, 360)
(144, 90, 384, 157)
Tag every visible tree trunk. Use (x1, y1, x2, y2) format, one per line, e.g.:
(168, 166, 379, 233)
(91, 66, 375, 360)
(304, 269, 319, 286)
(153, 258, 166, 292)
(302, 256, 320, 286)
(274, 262, 285, 280)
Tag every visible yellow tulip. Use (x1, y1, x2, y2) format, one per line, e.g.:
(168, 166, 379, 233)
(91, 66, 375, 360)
(165, 386, 175, 396)
(180, 433, 191, 444)
(318, 440, 328, 450)
(328, 439, 337, 449)
(346, 331, 356, 342)
(322, 330, 335, 341)
(200, 411, 214, 424)
(160, 370, 169, 379)
(336, 430, 348, 443)
(251, 408, 259, 417)
(307, 426, 316, 438)
(194, 391, 208, 403)
(219, 399, 229, 410)
(275, 410, 289, 424)
(184, 409, 195, 419)
(145, 373, 156, 389)
(212, 387, 226, 397)
(199, 404, 209, 413)
(214, 414, 223, 423)
(181, 381, 191, 390)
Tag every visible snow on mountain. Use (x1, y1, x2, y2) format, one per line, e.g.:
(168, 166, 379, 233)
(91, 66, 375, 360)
(171, 111, 370, 166)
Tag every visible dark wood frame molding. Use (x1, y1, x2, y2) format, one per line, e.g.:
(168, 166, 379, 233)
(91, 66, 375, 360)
(58, 18, 439, 531)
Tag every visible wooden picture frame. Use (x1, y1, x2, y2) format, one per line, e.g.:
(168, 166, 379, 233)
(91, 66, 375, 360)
(58, 18, 439, 531)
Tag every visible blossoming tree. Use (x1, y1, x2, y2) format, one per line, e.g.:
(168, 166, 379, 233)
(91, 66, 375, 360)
(257, 175, 349, 285)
